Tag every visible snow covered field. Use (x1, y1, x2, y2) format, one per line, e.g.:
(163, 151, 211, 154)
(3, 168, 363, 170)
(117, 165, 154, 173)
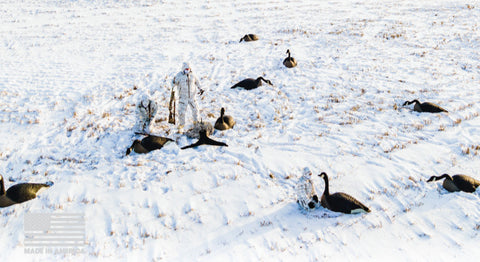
(1, 0, 480, 261)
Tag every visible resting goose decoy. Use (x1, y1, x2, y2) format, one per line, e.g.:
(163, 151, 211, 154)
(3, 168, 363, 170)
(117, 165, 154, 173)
(126, 135, 174, 155)
(0, 175, 53, 208)
(318, 172, 371, 214)
(230, 77, 273, 90)
(283, 49, 297, 68)
(214, 108, 235, 131)
(181, 130, 228, 150)
(239, 34, 259, 42)
(403, 100, 448, 113)
(427, 174, 480, 193)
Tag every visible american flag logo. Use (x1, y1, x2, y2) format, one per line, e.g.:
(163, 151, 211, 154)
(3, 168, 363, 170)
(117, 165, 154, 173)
(24, 213, 85, 249)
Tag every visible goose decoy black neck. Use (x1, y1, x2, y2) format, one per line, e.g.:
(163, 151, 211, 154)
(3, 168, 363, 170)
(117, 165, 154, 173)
(318, 172, 371, 214)
(0, 175, 5, 195)
(318, 172, 330, 195)
(427, 174, 452, 182)
(256, 77, 272, 86)
(181, 130, 228, 149)
(427, 173, 480, 193)
(216, 108, 227, 127)
(402, 100, 420, 106)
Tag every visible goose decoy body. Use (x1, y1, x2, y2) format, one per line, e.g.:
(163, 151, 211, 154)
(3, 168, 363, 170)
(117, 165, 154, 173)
(283, 49, 297, 68)
(181, 130, 228, 150)
(403, 100, 448, 113)
(239, 34, 259, 42)
(318, 172, 371, 214)
(427, 174, 480, 193)
(230, 77, 273, 90)
(0, 175, 53, 208)
(214, 108, 235, 131)
(126, 135, 174, 155)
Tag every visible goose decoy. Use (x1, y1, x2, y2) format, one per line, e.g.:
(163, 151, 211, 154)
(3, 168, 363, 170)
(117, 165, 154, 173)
(403, 100, 448, 113)
(0, 175, 53, 208)
(230, 77, 273, 90)
(283, 49, 297, 68)
(239, 34, 259, 42)
(317, 172, 371, 214)
(214, 108, 235, 131)
(181, 130, 228, 150)
(126, 135, 174, 155)
(427, 174, 480, 193)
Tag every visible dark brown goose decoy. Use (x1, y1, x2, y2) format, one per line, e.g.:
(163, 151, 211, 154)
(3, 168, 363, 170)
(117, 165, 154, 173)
(181, 130, 228, 150)
(214, 108, 235, 131)
(239, 34, 259, 42)
(230, 77, 273, 90)
(126, 135, 174, 155)
(283, 49, 297, 68)
(318, 172, 371, 214)
(0, 175, 53, 208)
(403, 100, 448, 113)
(427, 174, 480, 193)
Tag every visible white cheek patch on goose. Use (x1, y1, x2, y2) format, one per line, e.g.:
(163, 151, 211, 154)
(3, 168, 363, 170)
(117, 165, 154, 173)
(351, 208, 368, 214)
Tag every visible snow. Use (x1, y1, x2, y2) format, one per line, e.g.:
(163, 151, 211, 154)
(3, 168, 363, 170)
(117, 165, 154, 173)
(1, 0, 480, 261)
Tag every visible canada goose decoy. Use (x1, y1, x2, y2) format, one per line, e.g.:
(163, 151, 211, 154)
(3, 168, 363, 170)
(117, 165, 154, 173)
(214, 108, 235, 131)
(403, 100, 448, 113)
(230, 77, 273, 90)
(427, 174, 480, 193)
(317, 172, 371, 214)
(283, 49, 297, 68)
(0, 175, 53, 208)
(126, 135, 174, 155)
(181, 130, 228, 150)
(239, 34, 259, 42)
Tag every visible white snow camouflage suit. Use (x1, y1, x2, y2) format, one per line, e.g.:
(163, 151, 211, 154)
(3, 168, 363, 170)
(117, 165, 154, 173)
(172, 62, 202, 127)
(137, 96, 158, 132)
(295, 168, 319, 210)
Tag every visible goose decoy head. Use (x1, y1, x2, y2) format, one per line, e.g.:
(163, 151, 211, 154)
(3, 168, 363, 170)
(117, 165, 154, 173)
(403, 100, 420, 106)
(0, 175, 5, 195)
(427, 174, 452, 182)
(126, 140, 141, 156)
(318, 172, 327, 179)
(257, 77, 273, 86)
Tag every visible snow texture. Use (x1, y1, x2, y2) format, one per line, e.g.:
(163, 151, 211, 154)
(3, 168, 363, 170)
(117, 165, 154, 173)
(1, 0, 480, 261)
